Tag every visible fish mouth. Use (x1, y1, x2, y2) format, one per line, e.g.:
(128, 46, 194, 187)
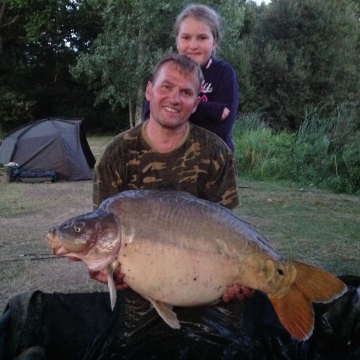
(49, 244, 81, 262)
(52, 246, 69, 256)
(46, 233, 107, 264)
(46, 233, 72, 257)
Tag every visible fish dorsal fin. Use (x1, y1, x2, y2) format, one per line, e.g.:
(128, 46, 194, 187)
(268, 286, 314, 341)
(149, 298, 181, 329)
(106, 265, 117, 310)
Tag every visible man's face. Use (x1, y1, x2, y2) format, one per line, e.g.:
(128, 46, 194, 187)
(146, 62, 201, 129)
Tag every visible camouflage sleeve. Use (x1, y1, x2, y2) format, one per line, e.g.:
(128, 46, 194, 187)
(204, 149, 240, 210)
(92, 142, 125, 209)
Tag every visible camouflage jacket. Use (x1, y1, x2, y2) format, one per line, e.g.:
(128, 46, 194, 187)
(93, 122, 239, 210)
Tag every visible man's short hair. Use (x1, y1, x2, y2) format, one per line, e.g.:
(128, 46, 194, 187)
(151, 53, 204, 94)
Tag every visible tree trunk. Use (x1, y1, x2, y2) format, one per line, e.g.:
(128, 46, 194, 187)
(0, 1, 7, 55)
(0, 1, 19, 55)
(128, 97, 134, 128)
(134, 82, 144, 126)
(134, 25, 145, 126)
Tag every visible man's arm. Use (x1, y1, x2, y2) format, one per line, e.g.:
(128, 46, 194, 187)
(93, 153, 123, 209)
(205, 147, 240, 210)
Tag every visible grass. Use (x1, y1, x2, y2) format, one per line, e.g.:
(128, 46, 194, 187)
(87, 135, 114, 159)
(0, 136, 113, 312)
(0, 136, 359, 313)
(0, 184, 47, 216)
(234, 179, 360, 275)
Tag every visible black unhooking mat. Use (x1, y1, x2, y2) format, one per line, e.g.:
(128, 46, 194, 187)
(0, 275, 359, 360)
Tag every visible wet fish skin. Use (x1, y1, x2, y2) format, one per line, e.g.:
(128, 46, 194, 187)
(46, 190, 347, 341)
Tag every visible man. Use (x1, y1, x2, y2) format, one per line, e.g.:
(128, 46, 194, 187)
(92, 53, 253, 301)
(93, 53, 239, 210)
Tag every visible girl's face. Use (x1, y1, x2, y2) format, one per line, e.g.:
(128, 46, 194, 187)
(176, 17, 217, 67)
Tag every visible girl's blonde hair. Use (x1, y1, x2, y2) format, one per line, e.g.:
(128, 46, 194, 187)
(174, 4, 221, 43)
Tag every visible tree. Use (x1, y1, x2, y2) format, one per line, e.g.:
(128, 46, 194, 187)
(72, 0, 248, 128)
(0, 0, 119, 133)
(72, 0, 182, 128)
(0, 0, 247, 134)
(219, 0, 261, 113)
(242, 0, 360, 129)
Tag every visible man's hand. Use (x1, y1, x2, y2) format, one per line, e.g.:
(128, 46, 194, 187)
(88, 267, 128, 290)
(222, 284, 255, 302)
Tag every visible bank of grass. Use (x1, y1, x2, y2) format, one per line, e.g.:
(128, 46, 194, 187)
(233, 103, 360, 194)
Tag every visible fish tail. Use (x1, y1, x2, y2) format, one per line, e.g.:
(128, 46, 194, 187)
(268, 260, 347, 341)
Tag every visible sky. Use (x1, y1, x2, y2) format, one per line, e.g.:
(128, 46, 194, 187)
(252, 0, 272, 4)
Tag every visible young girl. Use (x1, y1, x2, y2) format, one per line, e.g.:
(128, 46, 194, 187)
(143, 4, 239, 152)
(175, 4, 239, 152)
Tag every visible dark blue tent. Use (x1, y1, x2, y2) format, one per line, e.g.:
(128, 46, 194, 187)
(0, 118, 95, 181)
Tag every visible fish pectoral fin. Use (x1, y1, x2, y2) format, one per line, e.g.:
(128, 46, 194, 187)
(149, 298, 180, 329)
(106, 265, 117, 311)
(268, 286, 314, 341)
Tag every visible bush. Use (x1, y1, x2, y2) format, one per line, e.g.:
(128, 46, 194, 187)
(233, 114, 294, 180)
(233, 105, 360, 194)
(338, 138, 360, 194)
(290, 136, 330, 185)
(290, 103, 360, 193)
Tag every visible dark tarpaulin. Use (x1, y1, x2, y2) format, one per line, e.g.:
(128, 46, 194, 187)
(0, 275, 359, 360)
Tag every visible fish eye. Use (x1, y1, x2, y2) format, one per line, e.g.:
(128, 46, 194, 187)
(277, 269, 284, 275)
(73, 223, 83, 233)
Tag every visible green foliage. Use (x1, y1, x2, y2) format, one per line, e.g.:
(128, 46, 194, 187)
(0, 0, 121, 133)
(1, 0, 360, 154)
(71, 0, 248, 127)
(233, 104, 360, 194)
(71, 0, 181, 126)
(237, 0, 360, 129)
(233, 113, 295, 180)
(0, 88, 35, 129)
(290, 102, 360, 193)
(342, 138, 360, 194)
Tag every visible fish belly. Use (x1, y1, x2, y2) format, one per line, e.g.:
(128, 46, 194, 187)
(109, 190, 284, 303)
(117, 240, 240, 306)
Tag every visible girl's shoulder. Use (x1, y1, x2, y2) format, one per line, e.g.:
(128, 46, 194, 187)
(205, 57, 236, 76)
(208, 57, 232, 69)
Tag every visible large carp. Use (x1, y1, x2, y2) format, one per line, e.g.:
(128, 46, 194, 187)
(46, 190, 346, 341)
